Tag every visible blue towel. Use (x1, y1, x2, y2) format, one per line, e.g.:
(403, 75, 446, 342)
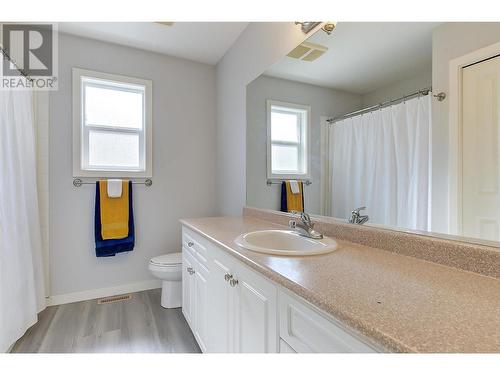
(280, 182, 287, 212)
(94, 181, 135, 257)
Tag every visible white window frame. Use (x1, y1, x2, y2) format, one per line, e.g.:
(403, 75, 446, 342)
(72, 68, 153, 178)
(266, 100, 311, 180)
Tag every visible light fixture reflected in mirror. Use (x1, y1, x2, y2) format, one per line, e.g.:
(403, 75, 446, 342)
(322, 22, 336, 35)
(295, 22, 337, 35)
(295, 22, 321, 34)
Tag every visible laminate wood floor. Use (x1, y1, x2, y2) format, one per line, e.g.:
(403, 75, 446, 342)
(11, 289, 201, 353)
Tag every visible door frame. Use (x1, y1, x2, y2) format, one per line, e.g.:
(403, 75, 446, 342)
(448, 41, 500, 235)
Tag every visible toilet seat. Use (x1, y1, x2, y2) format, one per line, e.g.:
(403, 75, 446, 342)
(149, 252, 182, 267)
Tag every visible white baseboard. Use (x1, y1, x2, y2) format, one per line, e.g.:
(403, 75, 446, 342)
(48, 279, 162, 306)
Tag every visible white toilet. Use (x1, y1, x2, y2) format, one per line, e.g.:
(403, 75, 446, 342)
(148, 252, 182, 308)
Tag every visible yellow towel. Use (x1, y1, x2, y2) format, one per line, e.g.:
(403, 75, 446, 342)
(99, 180, 129, 240)
(285, 181, 304, 212)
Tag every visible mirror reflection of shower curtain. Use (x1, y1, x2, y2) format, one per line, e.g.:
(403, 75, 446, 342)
(329, 95, 431, 231)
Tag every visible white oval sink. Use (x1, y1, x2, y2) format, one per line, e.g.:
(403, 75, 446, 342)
(234, 230, 338, 256)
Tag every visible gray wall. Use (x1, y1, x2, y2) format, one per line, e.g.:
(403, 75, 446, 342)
(246, 75, 361, 214)
(431, 22, 500, 233)
(49, 34, 216, 296)
(216, 22, 317, 216)
(361, 68, 432, 107)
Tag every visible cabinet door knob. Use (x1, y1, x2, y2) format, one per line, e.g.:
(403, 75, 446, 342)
(229, 278, 238, 287)
(187, 267, 195, 275)
(187, 241, 194, 247)
(224, 273, 233, 281)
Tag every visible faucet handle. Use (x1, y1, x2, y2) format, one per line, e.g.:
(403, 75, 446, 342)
(289, 211, 314, 229)
(352, 206, 366, 215)
(291, 211, 311, 223)
(300, 212, 313, 227)
(349, 207, 366, 224)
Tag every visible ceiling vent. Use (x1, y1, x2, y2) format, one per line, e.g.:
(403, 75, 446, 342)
(155, 22, 175, 27)
(287, 42, 328, 62)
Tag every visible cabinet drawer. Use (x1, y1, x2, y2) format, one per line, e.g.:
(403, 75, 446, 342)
(279, 290, 377, 353)
(182, 227, 208, 267)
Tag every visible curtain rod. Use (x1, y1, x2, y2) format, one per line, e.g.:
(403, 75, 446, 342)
(0, 46, 34, 82)
(327, 87, 435, 124)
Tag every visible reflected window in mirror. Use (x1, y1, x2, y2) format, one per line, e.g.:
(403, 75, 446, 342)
(266, 100, 310, 180)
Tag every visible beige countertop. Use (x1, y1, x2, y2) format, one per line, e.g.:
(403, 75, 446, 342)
(180, 216, 500, 353)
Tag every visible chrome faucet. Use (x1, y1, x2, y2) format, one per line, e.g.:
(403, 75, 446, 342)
(289, 211, 323, 239)
(348, 206, 369, 225)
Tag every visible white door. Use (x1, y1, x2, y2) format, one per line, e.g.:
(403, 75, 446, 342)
(194, 265, 209, 352)
(462, 55, 500, 240)
(232, 265, 278, 353)
(207, 253, 234, 352)
(182, 249, 196, 327)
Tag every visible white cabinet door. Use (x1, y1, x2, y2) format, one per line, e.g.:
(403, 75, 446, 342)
(232, 264, 278, 353)
(182, 248, 196, 328)
(207, 251, 234, 352)
(279, 290, 377, 353)
(194, 265, 209, 352)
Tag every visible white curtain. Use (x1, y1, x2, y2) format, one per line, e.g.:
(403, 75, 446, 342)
(0, 86, 46, 352)
(329, 95, 431, 231)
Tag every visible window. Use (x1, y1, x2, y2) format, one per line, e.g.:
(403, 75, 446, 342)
(266, 100, 310, 179)
(73, 68, 152, 177)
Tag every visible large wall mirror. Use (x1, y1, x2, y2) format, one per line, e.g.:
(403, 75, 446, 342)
(246, 22, 500, 246)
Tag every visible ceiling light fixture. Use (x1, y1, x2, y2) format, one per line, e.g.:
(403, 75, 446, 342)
(295, 22, 321, 34)
(295, 22, 337, 36)
(322, 22, 336, 35)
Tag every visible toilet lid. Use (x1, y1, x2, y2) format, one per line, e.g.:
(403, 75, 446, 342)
(150, 252, 182, 266)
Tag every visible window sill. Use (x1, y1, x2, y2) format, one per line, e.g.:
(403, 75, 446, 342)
(267, 174, 311, 181)
(73, 169, 152, 178)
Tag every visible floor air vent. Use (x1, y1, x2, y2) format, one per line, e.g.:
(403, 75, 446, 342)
(97, 294, 132, 304)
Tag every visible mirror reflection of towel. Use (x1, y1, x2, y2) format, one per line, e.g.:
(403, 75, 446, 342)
(280, 181, 304, 213)
(289, 180, 300, 194)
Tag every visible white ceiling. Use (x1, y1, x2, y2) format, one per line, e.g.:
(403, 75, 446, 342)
(265, 22, 441, 94)
(58, 22, 249, 65)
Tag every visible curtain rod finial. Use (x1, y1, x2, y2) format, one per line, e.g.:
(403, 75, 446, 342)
(433, 92, 446, 102)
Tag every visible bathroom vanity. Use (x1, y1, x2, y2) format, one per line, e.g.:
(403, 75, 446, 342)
(180, 210, 500, 353)
(181, 222, 378, 353)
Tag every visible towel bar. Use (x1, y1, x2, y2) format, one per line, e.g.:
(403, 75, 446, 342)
(73, 178, 153, 187)
(266, 180, 311, 186)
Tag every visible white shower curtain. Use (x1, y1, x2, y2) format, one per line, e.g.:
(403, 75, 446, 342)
(329, 95, 431, 231)
(0, 86, 46, 352)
